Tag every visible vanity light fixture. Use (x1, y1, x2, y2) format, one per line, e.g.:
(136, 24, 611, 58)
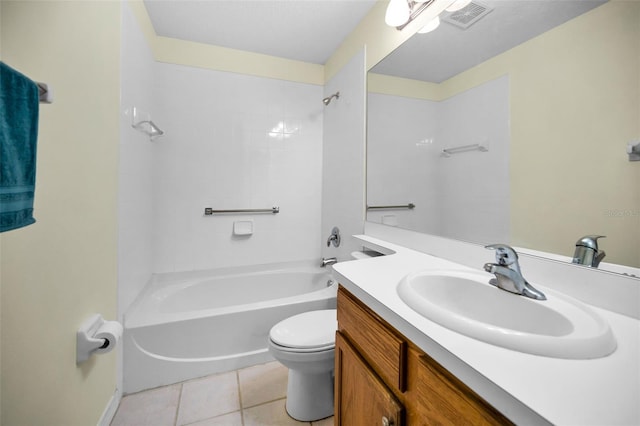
(385, 0, 412, 27)
(385, 0, 437, 31)
(385, 0, 473, 33)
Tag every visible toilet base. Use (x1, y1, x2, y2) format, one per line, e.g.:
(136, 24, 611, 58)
(285, 369, 334, 421)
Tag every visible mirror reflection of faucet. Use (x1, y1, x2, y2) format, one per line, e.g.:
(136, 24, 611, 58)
(572, 235, 606, 268)
(483, 244, 546, 300)
(327, 226, 341, 247)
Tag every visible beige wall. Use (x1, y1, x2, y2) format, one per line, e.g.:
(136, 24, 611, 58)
(368, 1, 640, 267)
(0, 1, 120, 425)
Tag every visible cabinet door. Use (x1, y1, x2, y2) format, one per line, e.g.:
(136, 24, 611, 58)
(335, 331, 405, 426)
(415, 354, 513, 425)
(338, 287, 407, 392)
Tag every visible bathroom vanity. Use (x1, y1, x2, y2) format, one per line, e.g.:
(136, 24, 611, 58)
(332, 235, 640, 425)
(335, 286, 511, 425)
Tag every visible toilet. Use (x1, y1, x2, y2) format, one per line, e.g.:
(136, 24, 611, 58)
(268, 309, 337, 422)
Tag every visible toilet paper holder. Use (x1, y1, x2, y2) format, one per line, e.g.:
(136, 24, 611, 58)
(76, 314, 122, 364)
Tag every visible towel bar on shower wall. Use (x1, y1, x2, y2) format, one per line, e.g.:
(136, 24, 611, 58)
(204, 207, 280, 215)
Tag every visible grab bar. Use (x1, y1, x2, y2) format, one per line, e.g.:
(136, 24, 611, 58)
(204, 207, 280, 215)
(367, 203, 415, 210)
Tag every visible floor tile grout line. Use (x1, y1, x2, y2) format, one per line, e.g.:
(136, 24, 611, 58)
(236, 370, 246, 426)
(173, 383, 184, 426)
(242, 396, 287, 411)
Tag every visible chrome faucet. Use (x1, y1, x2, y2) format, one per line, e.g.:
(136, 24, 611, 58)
(321, 257, 338, 268)
(483, 244, 546, 300)
(572, 235, 606, 268)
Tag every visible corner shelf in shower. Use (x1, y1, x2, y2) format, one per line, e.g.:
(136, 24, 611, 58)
(131, 107, 164, 141)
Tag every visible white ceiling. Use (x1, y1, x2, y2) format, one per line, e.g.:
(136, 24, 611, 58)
(143, 0, 605, 80)
(372, 0, 606, 83)
(143, 0, 378, 65)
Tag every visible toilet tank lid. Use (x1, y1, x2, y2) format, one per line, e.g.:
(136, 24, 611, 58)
(270, 309, 337, 349)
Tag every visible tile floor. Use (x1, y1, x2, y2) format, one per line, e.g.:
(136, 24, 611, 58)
(111, 361, 334, 426)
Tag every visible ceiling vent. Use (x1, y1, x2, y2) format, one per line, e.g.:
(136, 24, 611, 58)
(442, 1, 493, 30)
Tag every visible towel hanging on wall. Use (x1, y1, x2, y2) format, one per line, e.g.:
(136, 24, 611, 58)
(0, 61, 40, 232)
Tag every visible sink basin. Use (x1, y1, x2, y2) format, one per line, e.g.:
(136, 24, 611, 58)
(397, 270, 616, 359)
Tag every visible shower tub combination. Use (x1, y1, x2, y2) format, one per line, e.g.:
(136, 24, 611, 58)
(124, 260, 337, 393)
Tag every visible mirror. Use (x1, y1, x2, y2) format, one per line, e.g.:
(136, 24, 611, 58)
(367, 0, 640, 272)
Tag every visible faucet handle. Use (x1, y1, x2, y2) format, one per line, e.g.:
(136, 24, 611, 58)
(327, 226, 341, 248)
(485, 243, 519, 266)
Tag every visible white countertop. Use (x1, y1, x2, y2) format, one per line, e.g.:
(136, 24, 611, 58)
(332, 236, 640, 426)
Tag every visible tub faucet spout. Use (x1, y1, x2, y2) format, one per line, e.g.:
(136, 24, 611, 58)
(321, 257, 338, 268)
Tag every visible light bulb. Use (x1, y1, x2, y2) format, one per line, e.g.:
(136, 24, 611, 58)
(446, 0, 472, 12)
(417, 16, 440, 33)
(385, 0, 410, 27)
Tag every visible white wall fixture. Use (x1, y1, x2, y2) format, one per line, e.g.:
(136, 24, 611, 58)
(36, 82, 53, 104)
(130, 106, 164, 140)
(233, 220, 254, 236)
(76, 314, 123, 364)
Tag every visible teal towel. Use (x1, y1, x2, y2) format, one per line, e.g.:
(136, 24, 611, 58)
(0, 62, 40, 232)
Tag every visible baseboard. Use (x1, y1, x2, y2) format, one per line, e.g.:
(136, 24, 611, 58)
(98, 387, 122, 426)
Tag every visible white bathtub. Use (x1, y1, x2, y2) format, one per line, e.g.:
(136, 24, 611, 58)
(123, 260, 337, 393)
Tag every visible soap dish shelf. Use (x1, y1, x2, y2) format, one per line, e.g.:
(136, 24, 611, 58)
(131, 107, 164, 141)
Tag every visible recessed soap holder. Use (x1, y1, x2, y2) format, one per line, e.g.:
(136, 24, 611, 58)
(233, 220, 254, 236)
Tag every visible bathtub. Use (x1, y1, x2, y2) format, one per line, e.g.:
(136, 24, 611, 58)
(123, 260, 337, 393)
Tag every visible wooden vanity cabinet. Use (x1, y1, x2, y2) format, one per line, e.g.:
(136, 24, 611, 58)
(335, 286, 513, 426)
(335, 331, 405, 426)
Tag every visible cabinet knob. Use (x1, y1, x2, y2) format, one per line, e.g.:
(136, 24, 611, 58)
(382, 416, 394, 426)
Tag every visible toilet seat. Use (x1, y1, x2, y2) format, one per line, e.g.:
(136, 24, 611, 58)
(270, 309, 337, 351)
(270, 341, 335, 353)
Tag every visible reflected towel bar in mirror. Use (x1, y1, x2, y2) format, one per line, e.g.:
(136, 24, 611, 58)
(367, 203, 415, 210)
(442, 143, 488, 157)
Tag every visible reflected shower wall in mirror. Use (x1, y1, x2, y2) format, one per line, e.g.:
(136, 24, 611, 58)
(366, 1, 640, 269)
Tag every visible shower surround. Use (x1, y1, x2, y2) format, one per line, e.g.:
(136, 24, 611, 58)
(152, 63, 324, 274)
(119, 2, 325, 315)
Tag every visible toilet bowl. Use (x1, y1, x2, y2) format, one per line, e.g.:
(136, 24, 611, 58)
(268, 309, 337, 422)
